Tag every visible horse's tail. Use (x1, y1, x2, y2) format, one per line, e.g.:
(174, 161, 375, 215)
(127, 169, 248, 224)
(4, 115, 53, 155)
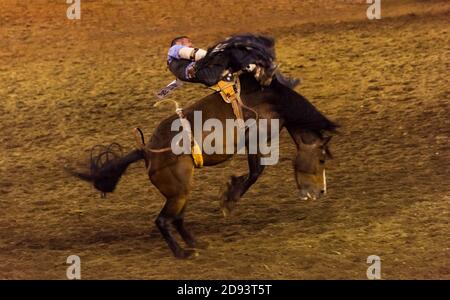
(70, 129, 147, 196)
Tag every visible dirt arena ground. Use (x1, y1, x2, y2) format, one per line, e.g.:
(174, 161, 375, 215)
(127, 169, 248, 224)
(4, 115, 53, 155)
(0, 0, 449, 279)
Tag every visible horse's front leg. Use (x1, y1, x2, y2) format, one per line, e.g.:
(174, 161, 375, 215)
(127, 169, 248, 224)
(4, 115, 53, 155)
(220, 154, 265, 216)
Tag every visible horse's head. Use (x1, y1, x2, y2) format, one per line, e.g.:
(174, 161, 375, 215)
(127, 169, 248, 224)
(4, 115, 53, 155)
(292, 131, 333, 201)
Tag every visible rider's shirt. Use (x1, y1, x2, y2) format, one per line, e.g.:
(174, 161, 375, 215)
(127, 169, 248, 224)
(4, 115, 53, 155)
(167, 45, 185, 64)
(167, 45, 197, 82)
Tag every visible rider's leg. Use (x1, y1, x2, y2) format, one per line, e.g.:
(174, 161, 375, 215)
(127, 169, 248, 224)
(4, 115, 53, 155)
(193, 64, 226, 86)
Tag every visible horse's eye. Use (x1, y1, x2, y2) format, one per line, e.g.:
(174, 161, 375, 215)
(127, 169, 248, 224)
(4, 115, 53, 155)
(319, 159, 325, 165)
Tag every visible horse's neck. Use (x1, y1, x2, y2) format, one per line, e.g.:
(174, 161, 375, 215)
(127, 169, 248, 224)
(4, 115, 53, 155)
(239, 73, 261, 94)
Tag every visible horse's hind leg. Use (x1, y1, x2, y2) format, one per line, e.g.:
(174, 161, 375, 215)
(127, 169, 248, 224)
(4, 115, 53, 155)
(172, 215, 195, 247)
(155, 196, 195, 258)
(150, 155, 197, 258)
(173, 207, 209, 249)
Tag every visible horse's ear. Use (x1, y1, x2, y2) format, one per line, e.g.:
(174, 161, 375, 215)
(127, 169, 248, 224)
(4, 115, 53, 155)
(322, 136, 333, 159)
(322, 136, 332, 147)
(325, 147, 334, 159)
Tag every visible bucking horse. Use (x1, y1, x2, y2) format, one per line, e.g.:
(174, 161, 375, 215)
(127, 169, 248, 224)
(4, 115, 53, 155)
(72, 34, 339, 258)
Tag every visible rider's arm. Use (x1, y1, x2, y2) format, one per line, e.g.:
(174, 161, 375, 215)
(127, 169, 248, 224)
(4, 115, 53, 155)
(178, 47, 207, 61)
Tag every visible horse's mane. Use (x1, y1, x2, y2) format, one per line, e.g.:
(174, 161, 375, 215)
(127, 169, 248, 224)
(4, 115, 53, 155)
(239, 73, 339, 134)
(195, 33, 337, 134)
(271, 79, 339, 133)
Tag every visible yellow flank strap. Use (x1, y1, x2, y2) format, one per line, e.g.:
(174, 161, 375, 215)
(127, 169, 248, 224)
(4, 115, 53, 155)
(153, 98, 204, 168)
(191, 139, 203, 168)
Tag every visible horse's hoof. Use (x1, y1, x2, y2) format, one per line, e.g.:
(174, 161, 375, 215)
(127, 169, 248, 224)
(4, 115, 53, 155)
(219, 177, 239, 217)
(175, 249, 198, 259)
(219, 187, 231, 216)
(220, 200, 236, 218)
(221, 206, 230, 218)
(219, 189, 236, 217)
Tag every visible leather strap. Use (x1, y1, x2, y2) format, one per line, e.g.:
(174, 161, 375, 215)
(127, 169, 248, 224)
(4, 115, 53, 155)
(190, 48, 199, 61)
(211, 76, 244, 126)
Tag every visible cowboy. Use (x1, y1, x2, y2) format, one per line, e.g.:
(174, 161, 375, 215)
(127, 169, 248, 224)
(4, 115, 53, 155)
(167, 36, 223, 86)
(167, 35, 300, 88)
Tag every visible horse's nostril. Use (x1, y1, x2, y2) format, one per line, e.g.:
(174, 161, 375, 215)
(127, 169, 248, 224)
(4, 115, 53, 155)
(320, 190, 325, 194)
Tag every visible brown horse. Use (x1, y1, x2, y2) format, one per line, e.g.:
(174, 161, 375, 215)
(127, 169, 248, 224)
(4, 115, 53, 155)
(73, 73, 338, 258)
